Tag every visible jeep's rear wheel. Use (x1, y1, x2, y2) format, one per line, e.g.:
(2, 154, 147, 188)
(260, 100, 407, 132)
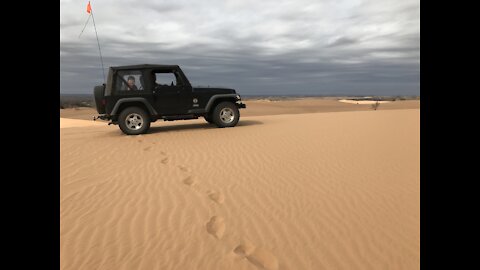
(118, 107, 151, 135)
(212, 101, 239, 128)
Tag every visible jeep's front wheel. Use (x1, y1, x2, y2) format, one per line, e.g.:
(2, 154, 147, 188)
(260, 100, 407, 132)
(204, 113, 214, 124)
(118, 107, 151, 135)
(212, 101, 239, 128)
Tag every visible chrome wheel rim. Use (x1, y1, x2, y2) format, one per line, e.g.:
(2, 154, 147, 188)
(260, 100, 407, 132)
(125, 113, 144, 130)
(220, 108, 235, 123)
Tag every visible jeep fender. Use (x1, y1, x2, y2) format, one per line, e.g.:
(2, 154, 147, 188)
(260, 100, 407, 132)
(111, 97, 158, 116)
(205, 94, 239, 112)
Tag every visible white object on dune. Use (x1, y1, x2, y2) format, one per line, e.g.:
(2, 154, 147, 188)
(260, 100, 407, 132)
(338, 99, 392, 104)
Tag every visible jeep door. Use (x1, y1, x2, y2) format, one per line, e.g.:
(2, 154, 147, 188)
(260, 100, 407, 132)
(150, 69, 191, 115)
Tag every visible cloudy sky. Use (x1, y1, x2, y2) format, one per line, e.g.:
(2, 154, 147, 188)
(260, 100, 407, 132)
(60, 0, 419, 96)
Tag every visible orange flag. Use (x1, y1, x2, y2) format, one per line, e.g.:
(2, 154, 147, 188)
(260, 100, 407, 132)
(87, 1, 92, 14)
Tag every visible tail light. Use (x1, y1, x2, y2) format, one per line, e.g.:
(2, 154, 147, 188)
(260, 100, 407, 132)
(101, 99, 106, 106)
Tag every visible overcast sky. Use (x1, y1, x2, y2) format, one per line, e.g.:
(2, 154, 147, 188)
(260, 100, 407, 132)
(60, 0, 419, 96)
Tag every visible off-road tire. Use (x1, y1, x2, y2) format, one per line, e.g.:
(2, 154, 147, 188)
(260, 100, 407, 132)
(204, 112, 214, 124)
(118, 107, 151, 135)
(212, 101, 240, 128)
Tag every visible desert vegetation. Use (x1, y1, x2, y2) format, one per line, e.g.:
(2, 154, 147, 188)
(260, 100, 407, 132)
(60, 94, 94, 109)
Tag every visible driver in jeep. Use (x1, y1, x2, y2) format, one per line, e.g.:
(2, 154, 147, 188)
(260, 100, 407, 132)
(123, 76, 138, 91)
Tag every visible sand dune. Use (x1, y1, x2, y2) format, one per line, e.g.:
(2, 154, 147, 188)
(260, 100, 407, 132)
(60, 118, 106, 128)
(60, 98, 420, 120)
(60, 109, 419, 270)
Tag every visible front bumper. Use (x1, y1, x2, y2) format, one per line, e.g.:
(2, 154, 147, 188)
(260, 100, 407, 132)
(236, 101, 246, 109)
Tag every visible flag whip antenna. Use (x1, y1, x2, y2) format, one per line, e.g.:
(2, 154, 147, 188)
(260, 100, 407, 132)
(81, 1, 106, 83)
(78, 14, 91, 38)
(91, 9, 106, 83)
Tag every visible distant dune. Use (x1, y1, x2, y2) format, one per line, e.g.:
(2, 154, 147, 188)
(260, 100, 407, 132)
(61, 104, 419, 269)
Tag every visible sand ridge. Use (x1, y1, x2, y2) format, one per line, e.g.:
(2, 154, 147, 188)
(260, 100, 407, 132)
(60, 118, 106, 128)
(60, 98, 420, 120)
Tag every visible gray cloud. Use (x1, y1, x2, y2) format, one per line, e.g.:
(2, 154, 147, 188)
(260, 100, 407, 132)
(60, 0, 419, 96)
(327, 37, 359, 47)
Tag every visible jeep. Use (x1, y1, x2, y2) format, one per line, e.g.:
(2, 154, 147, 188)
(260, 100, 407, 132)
(93, 64, 246, 135)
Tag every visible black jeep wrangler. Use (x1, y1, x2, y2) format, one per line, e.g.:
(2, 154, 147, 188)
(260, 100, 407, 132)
(93, 64, 246, 135)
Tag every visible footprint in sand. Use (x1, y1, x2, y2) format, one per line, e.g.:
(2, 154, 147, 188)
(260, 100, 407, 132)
(143, 146, 151, 151)
(160, 151, 166, 155)
(161, 157, 169, 164)
(137, 139, 143, 143)
(234, 240, 279, 270)
(178, 165, 191, 172)
(182, 176, 195, 186)
(207, 191, 225, 204)
(206, 216, 225, 239)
